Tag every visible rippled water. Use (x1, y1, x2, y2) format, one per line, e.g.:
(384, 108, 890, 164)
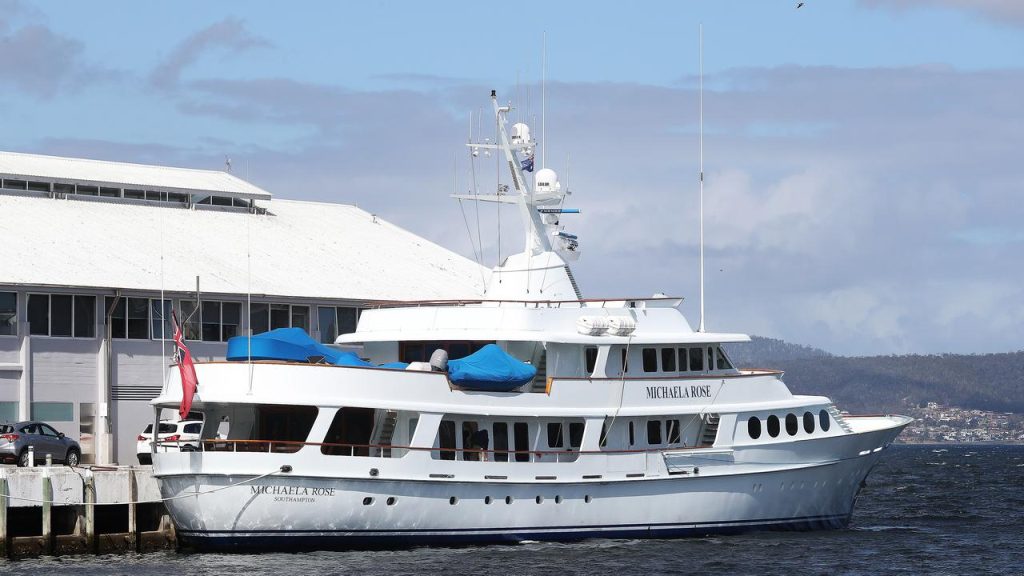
(2, 445, 1021, 575)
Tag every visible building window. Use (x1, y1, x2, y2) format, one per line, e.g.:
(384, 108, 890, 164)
(0, 402, 18, 422)
(150, 299, 172, 340)
(317, 306, 360, 344)
(180, 300, 240, 342)
(104, 296, 151, 340)
(251, 303, 309, 336)
(31, 402, 74, 422)
(642, 348, 657, 372)
(0, 292, 15, 336)
(27, 294, 95, 338)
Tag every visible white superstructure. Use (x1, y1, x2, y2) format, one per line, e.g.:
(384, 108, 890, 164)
(149, 91, 910, 550)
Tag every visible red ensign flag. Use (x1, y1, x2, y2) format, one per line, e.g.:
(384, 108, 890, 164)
(171, 310, 199, 420)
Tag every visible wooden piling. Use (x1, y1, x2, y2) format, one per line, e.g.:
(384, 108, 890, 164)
(41, 469, 53, 555)
(84, 470, 96, 554)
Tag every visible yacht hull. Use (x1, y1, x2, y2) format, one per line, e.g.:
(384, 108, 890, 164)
(158, 436, 897, 551)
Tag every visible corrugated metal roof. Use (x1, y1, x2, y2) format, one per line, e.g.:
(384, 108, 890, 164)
(0, 194, 487, 301)
(0, 150, 271, 199)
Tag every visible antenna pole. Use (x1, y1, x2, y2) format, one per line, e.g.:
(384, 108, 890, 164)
(698, 24, 706, 333)
(542, 31, 547, 170)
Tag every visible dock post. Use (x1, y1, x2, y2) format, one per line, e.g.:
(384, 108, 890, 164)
(128, 469, 138, 551)
(84, 469, 96, 553)
(42, 467, 53, 555)
(0, 470, 8, 559)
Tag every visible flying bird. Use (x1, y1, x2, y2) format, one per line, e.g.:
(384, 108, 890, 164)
(797, 2, 805, 7)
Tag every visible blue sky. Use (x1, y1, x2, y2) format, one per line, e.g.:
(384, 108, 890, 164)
(2, 0, 1022, 355)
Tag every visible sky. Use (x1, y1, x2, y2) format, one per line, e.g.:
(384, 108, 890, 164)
(1, 0, 1022, 356)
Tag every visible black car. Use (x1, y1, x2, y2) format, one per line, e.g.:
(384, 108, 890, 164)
(0, 421, 82, 466)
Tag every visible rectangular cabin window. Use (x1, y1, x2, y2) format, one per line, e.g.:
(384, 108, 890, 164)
(256, 405, 318, 449)
(628, 421, 635, 446)
(667, 419, 681, 444)
(322, 407, 376, 456)
(569, 422, 584, 449)
(688, 347, 704, 371)
(437, 420, 457, 460)
(493, 422, 509, 462)
(716, 347, 733, 370)
(647, 420, 662, 445)
(584, 346, 598, 374)
(707, 347, 714, 370)
(661, 348, 676, 372)
(462, 421, 481, 461)
(547, 422, 564, 449)
(678, 348, 688, 372)
(513, 422, 530, 462)
(620, 348, 629, 373)
(642, 348, 657, 372)
(600, 420, 609, 448)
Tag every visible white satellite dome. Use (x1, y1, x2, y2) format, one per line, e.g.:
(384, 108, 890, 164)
(535, 168, 560, 192)
(511, 123, 531, 144)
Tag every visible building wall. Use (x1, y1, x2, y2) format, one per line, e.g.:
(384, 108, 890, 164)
(0, 284, 362, 465)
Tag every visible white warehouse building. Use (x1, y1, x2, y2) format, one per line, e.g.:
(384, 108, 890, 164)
(0, 150, 487, 465)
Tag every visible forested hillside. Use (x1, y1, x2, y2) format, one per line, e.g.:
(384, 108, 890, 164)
(725, 337, 1024, 414)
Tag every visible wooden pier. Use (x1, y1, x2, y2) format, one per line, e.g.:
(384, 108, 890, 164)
(0, 465, 175, 558)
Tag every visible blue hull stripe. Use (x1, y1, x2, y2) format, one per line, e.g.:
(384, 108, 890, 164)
(180, 513, 851, 551)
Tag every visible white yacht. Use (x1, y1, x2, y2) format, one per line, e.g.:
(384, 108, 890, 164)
(150, 91, 911, 551)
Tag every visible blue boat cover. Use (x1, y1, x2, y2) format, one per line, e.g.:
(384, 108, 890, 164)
(447, 344, 537, 392)
(226, 328, 371, 367)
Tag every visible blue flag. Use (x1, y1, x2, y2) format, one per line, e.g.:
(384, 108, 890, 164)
(520, 154, 534, 172)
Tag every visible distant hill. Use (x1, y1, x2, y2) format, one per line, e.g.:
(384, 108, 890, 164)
(725, 337, 1024, 414)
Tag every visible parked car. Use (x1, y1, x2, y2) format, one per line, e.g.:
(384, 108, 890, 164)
(0, 421, 81, 467)
(136, 419, 202, 465)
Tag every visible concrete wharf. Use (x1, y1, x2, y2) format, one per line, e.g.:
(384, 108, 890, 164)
(0, 464, 174, 558)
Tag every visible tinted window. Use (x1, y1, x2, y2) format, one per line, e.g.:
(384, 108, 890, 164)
(803, 412, 815, 434)
(785, 413, 799, 436)
(513, 422, 529, 462)
(584, 347, 598, 374)
(318, 306, 337, 344)
(748, 416, 761, 439)
(438, 420, 456, 460)
(688, 347, 704, 371)
(716, 347, 733, 370)
(106, 297, 126, 339)
(819, 410, 831, 432)
(50, 294, 73, 336)
(661, 348, 676, 372)
(642, 348, 657, 372)
(569, 422, 584, 448)
(547, 423, 564, 448)
(183, 423, 202, 434)
(677, 348, 688, 371)
(493, 422, 509, 462)
(646, 420, 662, 445)
(667, 419, 681, 444)
(158, 423, 177, 433)
(39, 423, 60, 436)
(767, 415, 780, 437)
(74, 295, 95, 338)
(628, 421, 635, 445)
(126, 297, 149, 339)
(620, 348, 629, 372)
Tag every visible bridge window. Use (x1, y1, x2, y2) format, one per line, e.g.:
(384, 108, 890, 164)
(688, 347, 704, 371)
(677, 348, 688, 372)
(661, 348, 676, 372)
(785, 413, 799, 436)
(748, 416, 762, 439)
(642, 349, 657, 372)
(716, 347, 733, 370)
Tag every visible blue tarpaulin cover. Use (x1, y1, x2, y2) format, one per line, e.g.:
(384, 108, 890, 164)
(447, 344, 537, 392)
(226, 328, 371, 367)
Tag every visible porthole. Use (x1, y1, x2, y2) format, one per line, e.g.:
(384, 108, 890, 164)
(536, 495, 544, 504)
(386, 497, 397, 506)
(362, 497, 374, 506)
(505, 496, 514, 504)
(803, 412, 815, 434)
(747, 416, 762, 440)
(785, 413, 798, 436)
(819, 409, 831, 432)
(766, 415, 780, 437)
(449, 496, 458, 505)
(584, 495, 592, 503)
(555, 495, 563, 504)
(484, 496, 492, 505)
